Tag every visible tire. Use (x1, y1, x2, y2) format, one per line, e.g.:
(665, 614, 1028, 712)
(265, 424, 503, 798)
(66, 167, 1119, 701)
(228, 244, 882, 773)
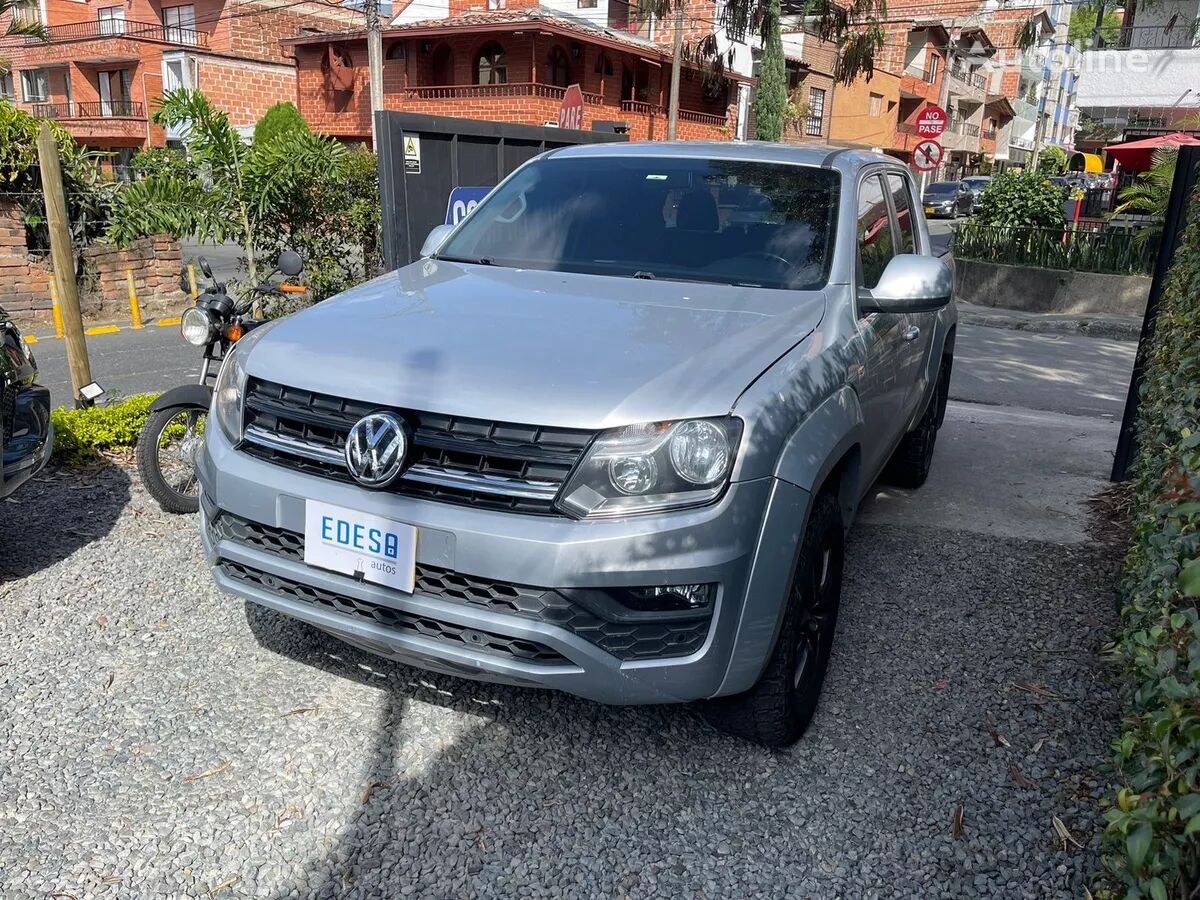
(885, 356, 951, 489)
(702, 491, 844, 748)
(136, 405, 206, 514)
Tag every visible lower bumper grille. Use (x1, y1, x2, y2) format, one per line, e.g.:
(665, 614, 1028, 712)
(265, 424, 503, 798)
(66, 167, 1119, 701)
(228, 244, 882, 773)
(209, 510, 711, 661)
(219, 559, 570, 665)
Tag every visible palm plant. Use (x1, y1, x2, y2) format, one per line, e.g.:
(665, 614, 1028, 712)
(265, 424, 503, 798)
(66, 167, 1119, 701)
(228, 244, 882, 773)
(107, 90, 349, 289)
(2, 0, 50, 76)
(1111, 147, 1177, 246)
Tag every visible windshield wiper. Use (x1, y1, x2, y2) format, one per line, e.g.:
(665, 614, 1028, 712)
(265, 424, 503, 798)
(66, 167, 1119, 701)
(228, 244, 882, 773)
(436, 254, 493, 265)
(632, 270, 656, 279)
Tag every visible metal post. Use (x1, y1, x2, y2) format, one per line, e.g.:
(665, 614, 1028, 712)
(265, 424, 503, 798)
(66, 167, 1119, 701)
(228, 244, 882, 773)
(1090, 0, 1108, 49)
(36, 124, 92, 407)
(666, 0, 685, 140)
(365, 0, 384, 150)
(126, 269, 144, 329)
(1111, 145, 1200, 481)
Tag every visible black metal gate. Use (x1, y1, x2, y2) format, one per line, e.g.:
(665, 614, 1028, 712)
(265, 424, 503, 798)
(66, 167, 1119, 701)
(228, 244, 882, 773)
(376, 111, 628, 270)
(1111, 144, 1200, 481)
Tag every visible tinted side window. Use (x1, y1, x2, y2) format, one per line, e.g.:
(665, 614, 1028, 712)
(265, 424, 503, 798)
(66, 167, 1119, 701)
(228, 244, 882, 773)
(857, 174, 896, 290)
(887, 173, 916, 256)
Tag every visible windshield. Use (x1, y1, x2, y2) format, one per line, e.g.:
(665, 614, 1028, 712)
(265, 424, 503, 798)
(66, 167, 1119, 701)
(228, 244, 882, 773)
(926, 183, 958, 195)
(436, 155, 840, 291)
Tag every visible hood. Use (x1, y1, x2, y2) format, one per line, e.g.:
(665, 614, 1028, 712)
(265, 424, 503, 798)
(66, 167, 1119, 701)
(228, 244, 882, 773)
(245, 261, 826, 429)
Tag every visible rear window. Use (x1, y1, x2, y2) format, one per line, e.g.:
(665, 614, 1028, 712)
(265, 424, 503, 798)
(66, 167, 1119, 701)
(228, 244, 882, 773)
(437, 155, 841, 291)
(926, 183, 958, 195)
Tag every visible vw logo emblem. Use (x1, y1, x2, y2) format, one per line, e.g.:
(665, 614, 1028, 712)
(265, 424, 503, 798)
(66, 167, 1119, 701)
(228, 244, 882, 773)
(344, 412, 408, 488)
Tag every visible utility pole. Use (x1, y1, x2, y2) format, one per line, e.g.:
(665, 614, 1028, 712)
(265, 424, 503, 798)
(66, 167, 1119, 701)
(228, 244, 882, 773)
(36, 124, 92, 407)
(365, 0, 384, 150)
(666, 0, 685, 140)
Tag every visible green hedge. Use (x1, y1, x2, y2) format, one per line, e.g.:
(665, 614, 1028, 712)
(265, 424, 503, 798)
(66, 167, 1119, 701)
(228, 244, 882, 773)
(1103, 181, 1200, 897)
(50, 394, 156, 464)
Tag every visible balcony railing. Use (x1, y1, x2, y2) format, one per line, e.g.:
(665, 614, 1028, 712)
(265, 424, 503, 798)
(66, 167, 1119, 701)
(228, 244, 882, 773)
(897, 122, 919, 134)
(902, 63, 939, 84)
(1102, 18, 1200, 50)
(31, 100, 145, 119)
(620, 99, 660, 115)
(983, 127, 997, 140)
(948, 67, 987, 91)
(27, 19, 208, 48)
(947, 118, 981, 136)
(402, 82, 603, 104)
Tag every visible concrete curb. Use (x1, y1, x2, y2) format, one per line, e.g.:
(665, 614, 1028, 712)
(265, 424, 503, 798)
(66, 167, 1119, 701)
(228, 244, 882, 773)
(21, 316, 181, 344)
(957, 307, 1142, 342)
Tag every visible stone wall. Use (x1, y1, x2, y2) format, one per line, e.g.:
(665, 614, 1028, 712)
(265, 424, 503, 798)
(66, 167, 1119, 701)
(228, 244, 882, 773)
(0, 201, 187, 327)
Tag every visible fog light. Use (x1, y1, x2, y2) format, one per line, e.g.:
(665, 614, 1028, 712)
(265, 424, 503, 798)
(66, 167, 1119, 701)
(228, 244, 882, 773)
(622, 583, 716, 613)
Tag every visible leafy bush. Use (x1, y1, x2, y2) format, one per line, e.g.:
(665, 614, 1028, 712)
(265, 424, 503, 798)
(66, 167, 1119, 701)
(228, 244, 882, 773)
(1039, 144, 1068, 175)
(0, 101, 116, 253)
(973, 170, 1065, 228)
(1101, 174, 1200, 898)
(253, 101, 311, 147)
(50, 394, 155, 463)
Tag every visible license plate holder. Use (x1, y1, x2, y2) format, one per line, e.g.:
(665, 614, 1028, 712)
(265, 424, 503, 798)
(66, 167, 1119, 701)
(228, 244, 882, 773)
(303, 500, 417, 594)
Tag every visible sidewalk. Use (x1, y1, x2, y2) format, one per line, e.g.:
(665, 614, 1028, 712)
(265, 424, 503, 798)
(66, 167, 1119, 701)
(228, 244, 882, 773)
(956, 299, 1142, 342)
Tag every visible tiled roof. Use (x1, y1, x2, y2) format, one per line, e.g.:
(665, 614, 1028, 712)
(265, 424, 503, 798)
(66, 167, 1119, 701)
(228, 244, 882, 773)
(385, 5, 662, 55)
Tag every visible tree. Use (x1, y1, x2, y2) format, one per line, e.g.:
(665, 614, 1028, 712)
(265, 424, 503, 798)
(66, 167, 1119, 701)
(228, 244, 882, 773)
(1111, 146, 1177, 246)
(0, 102, 115, 254)
(753, 0, 787, 141)
(1, 0, 48, 76)
(108, 90, 381, 303)
(253, 101, 311, 148)
(108, 89, 348, 288)
(1067, 3, 1122, 48)
(1038, 144, 1067, 174)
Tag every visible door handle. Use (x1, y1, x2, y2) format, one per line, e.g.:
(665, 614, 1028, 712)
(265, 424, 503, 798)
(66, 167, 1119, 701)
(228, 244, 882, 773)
(902, 325, 921, 342)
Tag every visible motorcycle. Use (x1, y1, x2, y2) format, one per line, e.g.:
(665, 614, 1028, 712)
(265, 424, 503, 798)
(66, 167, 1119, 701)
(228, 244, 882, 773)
(136, 250, 305, 514)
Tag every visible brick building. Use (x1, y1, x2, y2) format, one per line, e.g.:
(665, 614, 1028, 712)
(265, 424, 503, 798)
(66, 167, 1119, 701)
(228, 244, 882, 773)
(286, 1, 746, 143)
(0, 0, 358, 168)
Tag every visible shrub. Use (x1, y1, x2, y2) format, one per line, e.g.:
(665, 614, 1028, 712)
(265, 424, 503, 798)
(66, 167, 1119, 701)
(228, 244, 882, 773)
(1101, 174, 1200, 898)
(1039, 144, 1068, 175)
(253, 101, 311, 148)
(973, 170, 1065, 228)
(50, 394, 156, 463)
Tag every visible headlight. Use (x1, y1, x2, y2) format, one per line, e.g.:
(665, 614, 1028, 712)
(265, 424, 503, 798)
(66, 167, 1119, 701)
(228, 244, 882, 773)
(212, 345, 247, 444)
(181, 307, 217, 346)
(558, 417, 742, 519)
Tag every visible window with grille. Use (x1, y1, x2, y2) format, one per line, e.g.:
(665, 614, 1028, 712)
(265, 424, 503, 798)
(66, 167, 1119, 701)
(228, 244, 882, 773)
(869, 92, 882, 117)
(0, 73, 14, 101)
(805, 87, 825, 136)
(476, 42, 508, 85)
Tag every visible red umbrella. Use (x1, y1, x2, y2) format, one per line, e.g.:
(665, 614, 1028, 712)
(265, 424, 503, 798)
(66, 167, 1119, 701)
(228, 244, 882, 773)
(1103, 132, 1200, 172)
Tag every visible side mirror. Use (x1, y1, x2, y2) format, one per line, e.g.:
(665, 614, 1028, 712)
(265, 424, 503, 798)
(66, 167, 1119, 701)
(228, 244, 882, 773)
(421, 224, 454, 258)
(859, 255, 953, 315)
(277, 250, 303, 277)
(198, 256, 213, 279)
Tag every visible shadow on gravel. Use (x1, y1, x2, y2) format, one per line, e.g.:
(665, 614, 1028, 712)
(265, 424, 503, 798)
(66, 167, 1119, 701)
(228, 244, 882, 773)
(246, 521, 1123, 898)
(0, 463, 131, 582)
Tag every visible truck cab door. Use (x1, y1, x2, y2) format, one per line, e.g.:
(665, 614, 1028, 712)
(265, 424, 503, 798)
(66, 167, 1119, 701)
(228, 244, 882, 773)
(852, 172, 910, 482)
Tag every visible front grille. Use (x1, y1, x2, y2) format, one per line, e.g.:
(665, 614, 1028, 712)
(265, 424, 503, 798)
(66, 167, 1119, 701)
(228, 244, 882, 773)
(209, 511, 711, 661)
(220, 560, 570, 665)
(240, 378, 593, 515)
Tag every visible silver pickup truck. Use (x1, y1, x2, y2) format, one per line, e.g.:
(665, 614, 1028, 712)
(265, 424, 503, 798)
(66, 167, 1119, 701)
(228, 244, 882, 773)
(198, 142, 955, 746)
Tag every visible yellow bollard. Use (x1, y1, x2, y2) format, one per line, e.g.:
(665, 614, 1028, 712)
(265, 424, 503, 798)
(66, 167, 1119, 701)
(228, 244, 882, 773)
(49, 277, 65, 339)
(187, 263, 199, 301)
(126, 270, 144, 329)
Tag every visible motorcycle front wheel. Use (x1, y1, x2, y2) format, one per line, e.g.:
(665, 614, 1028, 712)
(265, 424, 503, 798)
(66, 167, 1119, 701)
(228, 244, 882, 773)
(136, 405, 207, 514)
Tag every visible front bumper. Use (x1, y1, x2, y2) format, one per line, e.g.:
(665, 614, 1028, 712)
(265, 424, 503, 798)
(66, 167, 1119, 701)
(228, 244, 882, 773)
(1, 384, 53, 499)
(199, 422, 812, 705)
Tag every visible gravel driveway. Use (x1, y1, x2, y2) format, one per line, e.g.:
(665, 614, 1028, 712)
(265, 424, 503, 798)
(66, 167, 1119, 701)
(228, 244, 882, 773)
(1, 463, 1120, 899)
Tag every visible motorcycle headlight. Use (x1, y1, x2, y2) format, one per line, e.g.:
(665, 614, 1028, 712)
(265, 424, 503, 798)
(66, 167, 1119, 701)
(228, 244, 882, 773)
(181, 307, 217, 346)
(212, 345, 248, 444)
(558, 417, 742, 519)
